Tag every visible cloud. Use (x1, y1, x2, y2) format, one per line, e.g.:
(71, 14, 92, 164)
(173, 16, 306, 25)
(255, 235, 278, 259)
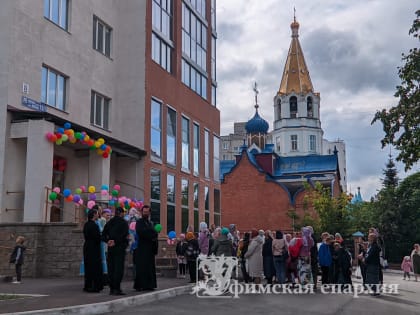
(217, 22, 244, 43)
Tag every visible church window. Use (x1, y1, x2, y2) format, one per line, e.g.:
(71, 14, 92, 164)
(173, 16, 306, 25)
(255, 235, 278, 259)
(290, 96, 297, 118)
(309, 135, 316, 152)
(307, 97, 313, 118)
(276, 136, 281, 152)
(277, 99, 281, 119)
(291, 135, 298, 151)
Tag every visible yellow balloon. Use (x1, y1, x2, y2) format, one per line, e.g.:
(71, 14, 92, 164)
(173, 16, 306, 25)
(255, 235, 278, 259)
(88, 186, 95, 193)
(98, 138, 105, 144)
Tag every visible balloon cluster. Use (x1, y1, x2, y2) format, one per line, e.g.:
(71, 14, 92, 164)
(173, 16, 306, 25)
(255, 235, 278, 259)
(48, 184, 144, 213)
(45, 122, 112, 158)
(167, 230, 176, 245)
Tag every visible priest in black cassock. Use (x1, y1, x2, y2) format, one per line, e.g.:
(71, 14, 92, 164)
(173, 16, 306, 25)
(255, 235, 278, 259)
(134, 205, 158, 291)
(83, 209, 103, 293)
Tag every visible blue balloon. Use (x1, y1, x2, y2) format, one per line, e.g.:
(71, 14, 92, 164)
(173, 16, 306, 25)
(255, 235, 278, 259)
(63, 189, 71, 197)
(101, 184, 109, 191)
(73, 195, 80, 203)
(168, 231, 176, 239)
(57, 127, 65, 134)
(100, 144, 107, 150)
(64, 122, 71, 129)
(109, 200, 114, 206)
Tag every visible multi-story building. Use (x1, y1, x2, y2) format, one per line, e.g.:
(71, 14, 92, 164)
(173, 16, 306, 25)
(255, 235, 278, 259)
(0, 0, 220, 234)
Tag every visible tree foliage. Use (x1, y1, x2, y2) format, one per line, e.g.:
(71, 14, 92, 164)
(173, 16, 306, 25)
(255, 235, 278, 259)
(305, 182, 351, 237)
(372, 10, 420, 171)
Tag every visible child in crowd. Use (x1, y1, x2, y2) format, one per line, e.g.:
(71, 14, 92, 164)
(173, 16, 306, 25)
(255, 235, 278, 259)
(176, 234, 188, 278)
(401, 256, 412, 280)
(9, 236, 26, 284)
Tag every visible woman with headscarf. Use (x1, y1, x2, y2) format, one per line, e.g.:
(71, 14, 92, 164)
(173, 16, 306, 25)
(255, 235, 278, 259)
(272, 230, 288, 284)
(244, 229, 264, 284)
(411, 243, 420, 282)
(364, 233, 381, 295)
(297, 227, 314, 286)
(262, 230, 275, 284)
(198, 222, 209, 256)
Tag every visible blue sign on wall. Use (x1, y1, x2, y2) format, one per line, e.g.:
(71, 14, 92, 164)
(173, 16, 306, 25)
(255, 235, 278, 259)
(22, 96, 46, 112)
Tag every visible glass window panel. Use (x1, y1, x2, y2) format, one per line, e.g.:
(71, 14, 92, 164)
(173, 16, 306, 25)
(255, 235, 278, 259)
(51, 0, 59, 24)
(151, 169, 161, 200)
(194, 149, 199, 174)
(167, 174, 175, 203)
(41, 67, 47, 103)
(93, 17, 97, 49)
(151, 129, 161, 157)
(204, 186, 209, 210)
(90, 93, 95, 124)
(166, 46, 171, 72)
(167, 205, 175, 234)
(167, 136, 176, 165)
(44, 0, 50, 18)
(182, 208, 189, 233)
(182, 143, 189, 170)
(57, 75, 65, 110)
(60, 0, 67, 28)
(201, 77, 207, 98)
(205, 212, 209, 227)
(161, 41, 167, 69)
(151, 100, 161, 128)
(48, 71, 57, 106)
(103, 99, 109, 130)
(214, 189, 220, 213)
(105, 29, 111, 56)
(98, 23, 104, 53)
(151, 201, 161, 225)
(193, 183, 199, 208)
(95, 95, 102, 126)
(152, 1, 161, 30)
(194, 210, 199, 233)
(181, 179, 189, 206)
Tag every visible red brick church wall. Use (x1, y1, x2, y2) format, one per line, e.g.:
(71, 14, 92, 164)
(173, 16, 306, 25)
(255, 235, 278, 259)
(221, 152, 293, 233)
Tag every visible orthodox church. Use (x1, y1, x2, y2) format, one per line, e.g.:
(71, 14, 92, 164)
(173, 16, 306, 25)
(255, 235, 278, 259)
(220, 18, 346, 232)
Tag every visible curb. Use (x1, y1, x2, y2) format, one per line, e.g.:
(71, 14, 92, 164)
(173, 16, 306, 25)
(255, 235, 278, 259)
(7, 284, 193, 315)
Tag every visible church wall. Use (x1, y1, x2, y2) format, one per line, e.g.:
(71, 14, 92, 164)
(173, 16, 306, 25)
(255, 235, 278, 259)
(221, 153, 293, 232)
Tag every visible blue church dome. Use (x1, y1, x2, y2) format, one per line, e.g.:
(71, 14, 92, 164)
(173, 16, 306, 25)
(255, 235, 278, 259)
(245, 110, 269, 134)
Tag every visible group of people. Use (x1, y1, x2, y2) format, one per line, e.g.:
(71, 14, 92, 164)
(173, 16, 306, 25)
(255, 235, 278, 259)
(174, 224, 417, 296)
(82, 205, 158, 295)
(400, 243, 420, 281)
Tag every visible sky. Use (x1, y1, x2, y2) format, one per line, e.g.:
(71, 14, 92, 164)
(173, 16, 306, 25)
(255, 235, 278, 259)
(215, 0, 419, 200)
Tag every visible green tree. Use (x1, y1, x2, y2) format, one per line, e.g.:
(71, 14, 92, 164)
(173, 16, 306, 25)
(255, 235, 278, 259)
(382, 154, 399, 188)
(372, 10, 420, 171)
(306, 182, 351, 237)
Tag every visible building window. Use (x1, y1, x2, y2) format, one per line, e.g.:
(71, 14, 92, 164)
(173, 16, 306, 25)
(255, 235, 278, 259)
(211, 0, 216, 30)
(90, 91, 110, 130)
(307, 97, 313, 118)
(182, 2, 208, 99)
(44, 0, 68, 30)
(193, 182, 199, 232)
(213, 135, 220, 182)
(211, 36, 216, 81)
(182, 116, 190, 171)
(152, 0, 173, 73)
(151, 169, 161, 224)
(93, 16, 112, 57)
(193, 123, 199, 175)
(41, 66, 66, 111)
(188, 0, 206, 18)
(291, 135, 298, 151)
(290, 96, 297, 118)
(214, 188, 220, 227)
(204, 130, 210, 178)
(211, 84, 217, 107)
(223, 142, 229, 150)
(276, 136, 281, 152)
(309, 135, 316, 152)
(151, 99, 162, 159)
(277, 99, 282, 120)
(204, 186, 210, 226)
(167, 107, 176, 166)
(181, 179, 189, 232)
(167, 174, 175, 233)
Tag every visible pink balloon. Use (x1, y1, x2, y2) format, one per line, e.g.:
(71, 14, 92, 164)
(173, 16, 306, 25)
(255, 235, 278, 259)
(87, 200, 95, 209)
(53, 187, 60, 193)
(113, 184, 120, 191)
(129, 222, 136, 231)
(80, 185, 86, 192)
(79, 199, 83, 205)
(101, 189, 108, 196)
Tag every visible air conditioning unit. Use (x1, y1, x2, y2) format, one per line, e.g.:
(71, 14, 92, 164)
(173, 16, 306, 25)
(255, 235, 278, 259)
(22, 82, 29, 94)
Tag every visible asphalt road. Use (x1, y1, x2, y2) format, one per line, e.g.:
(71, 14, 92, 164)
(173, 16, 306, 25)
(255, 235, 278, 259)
(113, 273, 420, 315)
